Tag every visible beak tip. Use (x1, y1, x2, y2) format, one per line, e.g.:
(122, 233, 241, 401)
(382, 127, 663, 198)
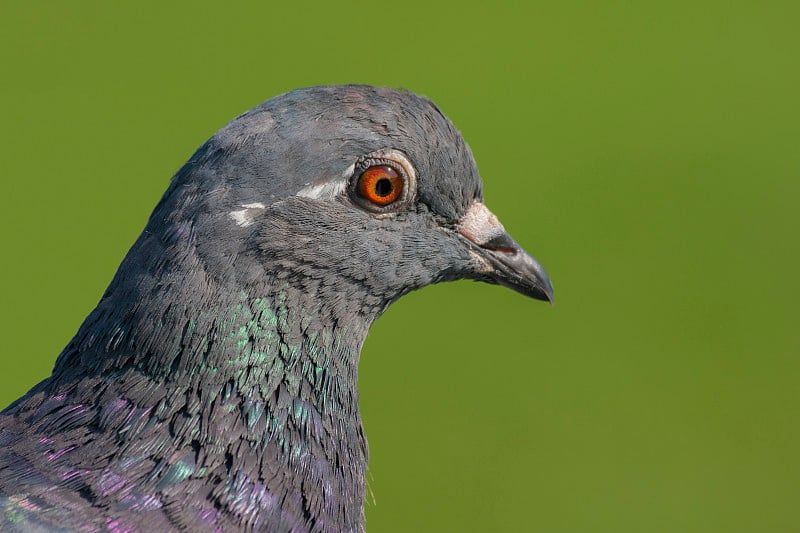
(544, 277, 555, 306)
(523, 255, 554, 306)
(533, 279, 555, 306)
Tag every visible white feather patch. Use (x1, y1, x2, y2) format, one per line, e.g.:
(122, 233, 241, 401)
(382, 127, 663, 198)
(229, 203, 266, 228)
(296, 163, 354, 200)
(295, 178, 348, 200)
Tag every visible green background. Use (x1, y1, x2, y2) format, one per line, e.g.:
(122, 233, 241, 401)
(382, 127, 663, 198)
(2, 2, 798, 532)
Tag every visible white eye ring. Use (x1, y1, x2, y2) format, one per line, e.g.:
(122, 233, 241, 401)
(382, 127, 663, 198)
(365, 149, 417, 188)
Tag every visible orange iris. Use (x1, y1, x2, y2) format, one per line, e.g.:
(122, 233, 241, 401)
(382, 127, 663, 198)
(357, 165, 404, 206)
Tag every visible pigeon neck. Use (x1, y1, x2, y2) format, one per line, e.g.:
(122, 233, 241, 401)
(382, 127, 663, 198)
(52, 269, 373, 530)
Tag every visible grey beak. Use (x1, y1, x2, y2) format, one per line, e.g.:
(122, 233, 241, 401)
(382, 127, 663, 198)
(457, 202, 554, 304)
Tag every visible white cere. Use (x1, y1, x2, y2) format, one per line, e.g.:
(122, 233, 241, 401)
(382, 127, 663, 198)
(458, 202, 507, 246)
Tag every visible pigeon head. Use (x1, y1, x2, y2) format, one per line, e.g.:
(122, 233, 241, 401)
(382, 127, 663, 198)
(152, 85, 552, 320)
(1, 86, 555, 532)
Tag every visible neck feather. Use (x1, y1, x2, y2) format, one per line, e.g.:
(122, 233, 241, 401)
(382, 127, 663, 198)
(47, 247, 375, 531)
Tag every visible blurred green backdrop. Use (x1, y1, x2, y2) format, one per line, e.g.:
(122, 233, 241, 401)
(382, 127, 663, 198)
(1, 2, 798, 532)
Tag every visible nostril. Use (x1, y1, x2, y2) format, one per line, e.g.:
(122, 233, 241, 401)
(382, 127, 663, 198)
(490, 246, 517, 255)
(480, 233, 518, 254)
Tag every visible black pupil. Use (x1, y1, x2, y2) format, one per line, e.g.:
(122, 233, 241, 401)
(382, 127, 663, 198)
(375, 178, 393, 197)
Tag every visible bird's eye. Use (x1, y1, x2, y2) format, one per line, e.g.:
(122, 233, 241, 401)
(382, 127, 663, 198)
(356, 165, 404, 206)
(349, 150, 417, 213)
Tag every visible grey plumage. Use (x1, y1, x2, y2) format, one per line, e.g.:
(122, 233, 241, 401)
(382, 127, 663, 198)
(0, 85, 553, 532)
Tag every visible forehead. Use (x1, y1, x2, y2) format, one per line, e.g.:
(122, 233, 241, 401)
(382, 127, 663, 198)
(188, 85, 483, 220)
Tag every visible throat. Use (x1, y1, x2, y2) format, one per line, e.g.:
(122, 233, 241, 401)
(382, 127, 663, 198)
(199, 292, 370, 529)
(52, 282, 373, 530)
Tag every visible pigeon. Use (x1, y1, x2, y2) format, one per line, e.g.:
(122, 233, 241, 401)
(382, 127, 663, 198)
(0, 85, 553, 532)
